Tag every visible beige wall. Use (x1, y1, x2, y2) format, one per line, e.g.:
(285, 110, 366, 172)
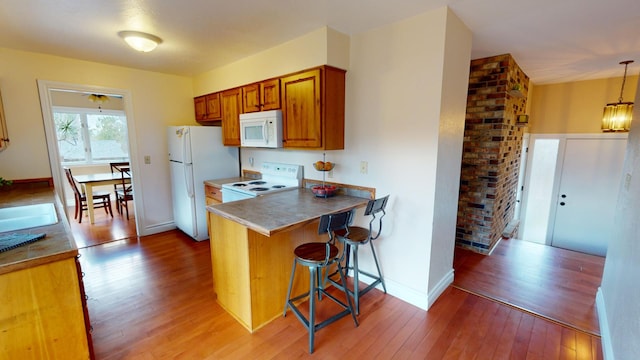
(529, 75, 638, 133)
(0, 47, 194, 234)
(599, 76, 640, 359)
(192, 27, 349, 95)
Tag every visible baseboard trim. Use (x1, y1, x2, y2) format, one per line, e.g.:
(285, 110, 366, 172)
(140, 222, 176, 237)
(596, 287, 614, 360)
(8, 177, 54, 187)
(348, 268, 454, 312)
(427, 269, 454, 309)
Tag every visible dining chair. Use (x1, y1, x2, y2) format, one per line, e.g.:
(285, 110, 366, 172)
(63, 167, 113, 223)
(109, 161, 130, 198)
(115, 167, 133, 219)
(330, 195, 390, 315)
(283, 209, 358, 353)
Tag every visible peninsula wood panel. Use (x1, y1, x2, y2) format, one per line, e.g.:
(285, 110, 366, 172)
(248, 219, 323, 328)
(210, 215, 252, 329)
(0, 257, 90, 359)
(210, 214, 324, 332)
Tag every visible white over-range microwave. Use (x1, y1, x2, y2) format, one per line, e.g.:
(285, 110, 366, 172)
(239, 110, 283, 148)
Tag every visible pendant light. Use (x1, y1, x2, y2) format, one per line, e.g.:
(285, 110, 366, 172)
(602, 60, 634, 132)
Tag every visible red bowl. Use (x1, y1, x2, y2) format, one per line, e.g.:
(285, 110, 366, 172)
(312, 185, 337, 198)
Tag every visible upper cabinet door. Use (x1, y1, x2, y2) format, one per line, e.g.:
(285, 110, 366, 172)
(280, 69, 322, 148)
(242, 79, 280, 113)
(242, 83, 261, 113)
(260, 79, 280, 111)
(194, 95, 207, 121)
(205, 93, 222, 120)
(221, 88, 242, 146)
(0, 91, 7, 151)
(195, 93, 222, 123)
(280, 66, 345, 150)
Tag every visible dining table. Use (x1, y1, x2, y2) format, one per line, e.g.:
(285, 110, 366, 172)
(73, 172, 131, 224)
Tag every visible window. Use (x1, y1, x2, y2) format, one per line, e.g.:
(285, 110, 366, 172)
(54, 107, 129, 164)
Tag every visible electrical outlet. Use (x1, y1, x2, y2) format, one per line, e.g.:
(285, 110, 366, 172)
(360, 161, 368, 174)
(144, 155, 151, 164)
(328, 169, 333, 178)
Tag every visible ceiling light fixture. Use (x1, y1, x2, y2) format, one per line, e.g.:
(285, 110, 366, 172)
(118, 31, 162, 52)
(88, 94, 109, 112)
(602, 60, 634, 132)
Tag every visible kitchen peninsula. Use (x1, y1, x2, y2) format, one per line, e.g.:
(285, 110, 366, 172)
(206, 188, 370, 332)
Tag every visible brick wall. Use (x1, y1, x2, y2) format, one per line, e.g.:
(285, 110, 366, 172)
(456, 54, 528, 254)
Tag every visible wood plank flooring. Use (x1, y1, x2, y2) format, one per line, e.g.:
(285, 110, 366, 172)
(67, 203, 137, 248)
(77, 229, 604, 359)
(453, 239, 605, 336)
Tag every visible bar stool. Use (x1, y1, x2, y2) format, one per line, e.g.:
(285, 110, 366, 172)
(283, 209, 359, 354)
(332, 195, 389, 315)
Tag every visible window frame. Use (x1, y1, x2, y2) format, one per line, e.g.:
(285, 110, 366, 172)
(53, 105, 129, 165)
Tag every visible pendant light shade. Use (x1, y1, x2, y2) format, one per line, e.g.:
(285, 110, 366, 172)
(602, 60, 634, 132)
(118, 31, 162, 52)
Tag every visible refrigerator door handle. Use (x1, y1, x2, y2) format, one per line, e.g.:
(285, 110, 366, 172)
(184, 163, 194, 198)
(182, 127, 192, 164)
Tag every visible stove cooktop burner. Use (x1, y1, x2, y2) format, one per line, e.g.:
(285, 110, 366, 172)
(221, 162, 303, 201)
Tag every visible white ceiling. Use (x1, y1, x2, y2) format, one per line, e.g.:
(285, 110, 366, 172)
(1, 0, 639, 84)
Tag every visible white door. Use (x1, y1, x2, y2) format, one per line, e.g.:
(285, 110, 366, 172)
(550, 137, 626, 256)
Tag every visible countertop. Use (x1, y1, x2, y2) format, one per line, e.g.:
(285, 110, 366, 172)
(206, 188, 369, 236)
(0, 184, 78, 275)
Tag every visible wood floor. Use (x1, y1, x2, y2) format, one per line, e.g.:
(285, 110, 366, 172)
(67, 203, 137, 248)
(74, 221, 604, 359)
(453, 239, 605, 336)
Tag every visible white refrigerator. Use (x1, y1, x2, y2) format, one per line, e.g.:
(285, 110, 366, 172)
(168, 126, 239, 241)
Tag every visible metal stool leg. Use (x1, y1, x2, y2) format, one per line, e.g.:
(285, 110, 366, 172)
(338, 261, 359, 326)
(283, 259, 297, 316)
(308, 266, 317, 353)
(370, 241, 386, 293)
(352, 244, 360, 315)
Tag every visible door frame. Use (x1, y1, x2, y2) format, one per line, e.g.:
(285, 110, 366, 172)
(37, 80, 141, 234)
(519, 132, 628, 246)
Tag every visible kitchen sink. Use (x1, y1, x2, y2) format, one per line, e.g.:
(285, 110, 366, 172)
(0, 203, 58, 233)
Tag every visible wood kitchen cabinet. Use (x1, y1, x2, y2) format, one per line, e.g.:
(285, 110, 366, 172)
(194, 92, 222, 123)
(220, 88, 242, 146)
(1, 257, 93, 359)
(280, 65, 346, 150)
(204, 183, 222, 232)
(0, 91, 8, 151)
(242, 79, 280, 113)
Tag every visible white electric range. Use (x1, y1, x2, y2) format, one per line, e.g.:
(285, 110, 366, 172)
(221, 162, 303, 203)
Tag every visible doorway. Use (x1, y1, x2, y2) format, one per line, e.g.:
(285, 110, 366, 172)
(37, 80, 140, 244)
(519, 133, 627, 256)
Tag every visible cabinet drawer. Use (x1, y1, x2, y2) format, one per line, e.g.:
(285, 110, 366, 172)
(205, 184, 222, 202)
